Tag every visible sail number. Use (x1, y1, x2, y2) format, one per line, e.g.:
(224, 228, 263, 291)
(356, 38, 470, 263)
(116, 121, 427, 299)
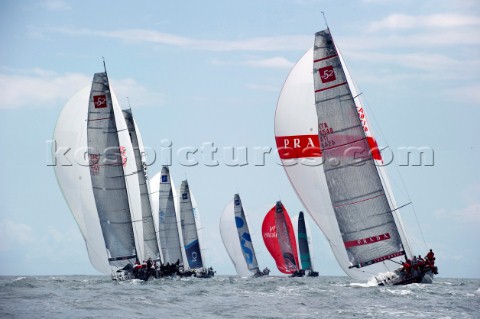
(319, 122, 335, 149)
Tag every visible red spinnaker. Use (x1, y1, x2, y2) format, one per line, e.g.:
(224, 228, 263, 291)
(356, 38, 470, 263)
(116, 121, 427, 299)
(262, 202, 299, 274)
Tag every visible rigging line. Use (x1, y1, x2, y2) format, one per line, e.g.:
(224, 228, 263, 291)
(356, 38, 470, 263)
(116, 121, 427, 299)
(353, 92, 363, 99)
(388, 259, 403, 265)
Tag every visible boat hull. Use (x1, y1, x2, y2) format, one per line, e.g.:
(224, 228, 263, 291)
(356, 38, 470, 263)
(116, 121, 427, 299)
(377, 268, 436, 286)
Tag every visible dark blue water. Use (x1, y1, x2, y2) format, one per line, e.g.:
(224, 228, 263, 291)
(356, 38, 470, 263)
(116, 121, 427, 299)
(0, 276, 478, 318)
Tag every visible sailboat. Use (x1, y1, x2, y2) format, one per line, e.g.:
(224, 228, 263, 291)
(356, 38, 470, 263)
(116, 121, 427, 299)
(149, 169, 189, 277)
(219, 194, 270, 278)
(53, 69, 146, 280)
(274, 27, 437, 285)
(292, 212, 319, 277)
(179, 180, 215, 278)
(262, 201, 301, 276)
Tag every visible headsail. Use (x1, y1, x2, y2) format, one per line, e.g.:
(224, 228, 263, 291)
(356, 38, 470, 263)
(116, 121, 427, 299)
(262, 201, 299, 274)
(122, 109, 161, 262)
(179, 180, 204, 269)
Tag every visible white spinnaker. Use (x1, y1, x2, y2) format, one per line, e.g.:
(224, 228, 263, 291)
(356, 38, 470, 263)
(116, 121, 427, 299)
(53, 87, 109, 274)
(53, 85, 144, 274)
(274, 48, 407, 280)
(219, 200, 251, 277)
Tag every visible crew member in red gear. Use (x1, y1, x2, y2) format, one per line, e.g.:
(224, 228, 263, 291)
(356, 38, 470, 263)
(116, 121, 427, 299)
(425, 249, 434, 261)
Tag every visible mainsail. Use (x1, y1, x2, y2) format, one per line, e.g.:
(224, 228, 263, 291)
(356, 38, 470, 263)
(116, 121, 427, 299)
(313, 29, 405, 268)
(219, 194, 260, 277)
(274, 28, 413, 280)
(262, 201, 299, 274)
(86, 72, 143, 267)
(158, 166, 184, 264)
(122, 109, 161, 262)
(179, 180, 204, 269)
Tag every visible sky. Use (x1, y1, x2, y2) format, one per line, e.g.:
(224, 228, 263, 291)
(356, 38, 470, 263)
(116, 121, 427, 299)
(0, 0, 479, 279)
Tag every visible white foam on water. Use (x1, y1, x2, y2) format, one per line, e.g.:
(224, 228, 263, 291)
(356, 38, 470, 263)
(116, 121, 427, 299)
(349, 277, 379, 287)
(386, 289, 412, 296)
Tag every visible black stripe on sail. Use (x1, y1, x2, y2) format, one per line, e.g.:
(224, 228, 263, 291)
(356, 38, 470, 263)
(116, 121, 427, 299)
(348, 251, 405, 268)
(108, 254, 137, 262)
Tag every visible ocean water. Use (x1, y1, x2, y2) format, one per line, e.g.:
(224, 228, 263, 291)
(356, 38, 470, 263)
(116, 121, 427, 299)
(0, 276, 478, 318)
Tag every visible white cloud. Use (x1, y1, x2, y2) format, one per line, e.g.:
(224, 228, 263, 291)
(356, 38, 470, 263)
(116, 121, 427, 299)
(52, 27, 311, 52)
(243, 57, 294, 69)
(369, 13, 480, 31)
(245, 83, 280, 92)
(110, 78, 165, 108)
(212, 56, 294, 70)
(0, 69, 164, 109)
(338, 28, 480, 53)
(446, 83, 480, 105)
(435, 204, 480, 223)
(0, 219, 35, 252)
(361, 0, 397, 3)
(434, 184, 480, 223)
(347, 51, 467, 71)
(0, 69, 90, 109)
(42, 0, 72, 11)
